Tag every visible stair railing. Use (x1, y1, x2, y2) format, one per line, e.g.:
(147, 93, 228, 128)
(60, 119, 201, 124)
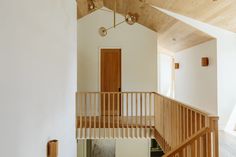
(76, 92, 155, 139)
(153, 93, 219, 157)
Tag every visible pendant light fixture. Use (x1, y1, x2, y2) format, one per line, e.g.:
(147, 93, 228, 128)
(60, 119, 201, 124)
(88, 0, 96, 11)
(99, 27, 107, 37)
(125, 13, 138, 25)
(98, 12, 138, 37)
(88, 0, 139, 37)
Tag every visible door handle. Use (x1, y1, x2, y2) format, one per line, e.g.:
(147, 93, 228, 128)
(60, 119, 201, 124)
(118, 88, 121, 92)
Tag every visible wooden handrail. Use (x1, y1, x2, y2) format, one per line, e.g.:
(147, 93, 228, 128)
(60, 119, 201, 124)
(152, 92, 212, 116)
(153, 93, 219, 157)
(163, 127, 209, 157)
(76, 92, 155, 139)
(76, 91, 219, 157)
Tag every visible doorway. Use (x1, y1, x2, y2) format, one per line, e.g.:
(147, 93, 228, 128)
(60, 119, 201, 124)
(100, 49, 121, 116)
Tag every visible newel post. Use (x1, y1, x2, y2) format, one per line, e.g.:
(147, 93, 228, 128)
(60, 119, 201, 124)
(209, 116, 219, 157)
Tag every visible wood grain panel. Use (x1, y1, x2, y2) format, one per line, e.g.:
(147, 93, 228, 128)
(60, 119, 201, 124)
(77, 0, 214, 51)
(103, 0, 214, 52)
(77, 0, 103, 19)
(101, 49, 121, 116)
(148, 0, 236, 32)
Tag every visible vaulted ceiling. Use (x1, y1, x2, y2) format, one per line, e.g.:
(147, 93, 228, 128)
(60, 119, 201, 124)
(147, 0, 236, 33)
(77, 0, 236, 52)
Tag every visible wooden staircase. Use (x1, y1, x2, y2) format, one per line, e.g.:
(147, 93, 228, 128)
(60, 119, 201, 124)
(76, 92, 219, 157)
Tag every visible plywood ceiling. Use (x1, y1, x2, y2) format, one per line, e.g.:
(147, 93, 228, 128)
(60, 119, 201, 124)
(77, 0, 103, 19)
(147, 0, 236, 32)
(77, 0, 215, 52)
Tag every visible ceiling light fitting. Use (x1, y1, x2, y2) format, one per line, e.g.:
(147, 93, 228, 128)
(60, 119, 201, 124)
(88, 0, 96, 11)
(88, 0, 138, 37)
(88, 0, 113, 13)
(99, 13, 138, 37)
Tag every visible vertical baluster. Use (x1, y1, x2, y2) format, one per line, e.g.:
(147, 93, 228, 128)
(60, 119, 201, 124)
(140, 93, 143, 138)
(89, 94, 92, 138)
(99, 93, 101, 138)
(194, 112, 197, 157)
(196, 113, 200, 157)
(194, 112, 197, 134)
(117, 92, 120, 138)
(179, 105, 182, 144)
(183, 106, 185, 142)
(79, 94, 83, 139)
(162, 96, 165, 151)
(186, 108, 189, 139)
(200, 135, 204, 157)
(200, 115, 204, 157)
(113, 93, 115, 138)
(174, 101, 177, 146)
(185, 109, 188, 157)
(149, 93, 152, 138)
(190, 110, 193, 137)
(126, 93, 129, 138)
(172, 101, 175, 147)
(191, 140, 196, 157)
(108, 92, 110, 138)
(103, 93, 106, 138)
(200, 114, 202, 129)
(121, 93, 124, 138)
(176, 104, 179, 146)
(94, 93, 96, 138)
(131, 93, 133, 138)
(183, 107, 186, 141)
(214, 118, 219, 157)
(179, 149, 183, 157)
(136, 93, 138, 138)
(203, 133, 208, 157)
(84, 93, 87, 138)
(167, 99, 170, 152)
(145, 93, 147, 138)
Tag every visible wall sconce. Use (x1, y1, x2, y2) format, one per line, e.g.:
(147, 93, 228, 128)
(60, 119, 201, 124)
(47, 140, 58, 157)
(201, 57, 209, 67)
(175, 63, 180, 69)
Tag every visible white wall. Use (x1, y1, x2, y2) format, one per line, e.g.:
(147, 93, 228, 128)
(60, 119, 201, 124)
(159, 53, 174, 97)
(116, 139, 149, 157)
(77, 8, 157, 92)
(0, 0, 77, 157)
(155, 7, 236, 130)
(175, 40, 217, 114)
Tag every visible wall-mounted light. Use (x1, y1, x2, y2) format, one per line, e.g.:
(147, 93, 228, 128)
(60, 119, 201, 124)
(175, 63, 180, 69)
(201, 57, 209, 67)
(47, 140, 58, 157)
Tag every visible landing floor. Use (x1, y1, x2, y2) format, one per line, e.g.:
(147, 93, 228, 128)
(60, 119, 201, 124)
(220, 131, 236, 157)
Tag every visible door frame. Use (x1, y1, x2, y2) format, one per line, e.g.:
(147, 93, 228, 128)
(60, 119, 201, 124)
(98, 47, 122, 92)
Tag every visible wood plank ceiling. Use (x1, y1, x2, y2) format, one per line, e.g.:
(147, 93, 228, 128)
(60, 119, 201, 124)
(148, 0, 236, 33)
(77, 0, 103, 19)
(77, 0, 218, 52)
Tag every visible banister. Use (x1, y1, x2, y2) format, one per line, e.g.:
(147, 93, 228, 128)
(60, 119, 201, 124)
(152, 92, 215, 116)
(76, 92, 155, 139)
(163, 127, 209, 157)
(76, 91, 219, 157)
(152, 92, 219, 157)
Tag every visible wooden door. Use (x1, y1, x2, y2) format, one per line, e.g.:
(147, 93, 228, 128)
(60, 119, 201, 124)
(101, 49, 121, 116)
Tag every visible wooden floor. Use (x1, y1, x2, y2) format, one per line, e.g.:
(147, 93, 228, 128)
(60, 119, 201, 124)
(220, 131, 236, 157)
